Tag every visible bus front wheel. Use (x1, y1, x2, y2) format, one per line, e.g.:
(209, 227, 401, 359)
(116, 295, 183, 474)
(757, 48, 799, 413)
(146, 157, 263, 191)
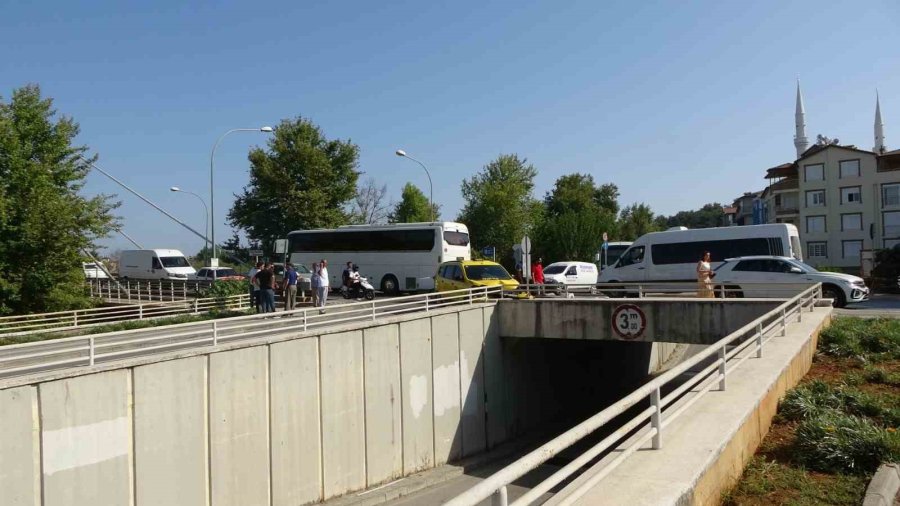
(381, 275, 400, 296)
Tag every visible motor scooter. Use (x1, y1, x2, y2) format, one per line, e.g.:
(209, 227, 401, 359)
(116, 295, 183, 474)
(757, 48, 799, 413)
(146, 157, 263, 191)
(342, 275, 376, 300)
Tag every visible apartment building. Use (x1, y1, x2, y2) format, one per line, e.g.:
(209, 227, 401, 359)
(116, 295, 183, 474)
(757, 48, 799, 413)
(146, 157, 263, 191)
(758, 83, 900, 270)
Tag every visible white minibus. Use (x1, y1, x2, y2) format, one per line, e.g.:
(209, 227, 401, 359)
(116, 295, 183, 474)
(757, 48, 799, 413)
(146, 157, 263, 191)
(286, 222, 471, 294)
(597, 224, 802, 284)
(118, 249, 196, 280)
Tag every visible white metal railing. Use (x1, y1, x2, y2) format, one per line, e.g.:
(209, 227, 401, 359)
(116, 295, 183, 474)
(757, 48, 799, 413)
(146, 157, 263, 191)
(0, 295, 250, 337)
(445, 283, 824, 506)
(86, 278, 211, 301)
(0, 285, 502, 380)
(505, 281, 818, 299)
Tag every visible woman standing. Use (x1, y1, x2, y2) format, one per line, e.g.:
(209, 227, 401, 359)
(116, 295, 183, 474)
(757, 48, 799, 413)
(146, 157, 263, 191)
(696, 251, 715, 298)
(310, 262, 320, 307)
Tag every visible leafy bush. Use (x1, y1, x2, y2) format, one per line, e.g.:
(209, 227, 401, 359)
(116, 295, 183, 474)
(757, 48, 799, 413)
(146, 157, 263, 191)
(819, 317, 900, 360)
(780, 380, 900, 426)
(198, 280, 250, 310)
(794, 410, 900, 474)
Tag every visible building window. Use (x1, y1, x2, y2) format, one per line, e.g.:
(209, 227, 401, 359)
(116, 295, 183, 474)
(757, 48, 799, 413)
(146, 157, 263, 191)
(884, 183, 900, 206)
(840, 186, 862, 204)
(839, 159, 860, 178)
(806, 190, 826, 207)
(807, 242, 828, 258)
(774, 194, 782, 206)
(841, 213, 862, 231)
(806, 215, 826, 233)
(842, 240, 863, 258)
(804, 164, 825, 181)
(885, 211, 900, 238)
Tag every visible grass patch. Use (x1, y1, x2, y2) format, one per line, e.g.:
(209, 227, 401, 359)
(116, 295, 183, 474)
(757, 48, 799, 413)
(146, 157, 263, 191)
(725, 317, 900, 504)
(723, 456, 867, 505)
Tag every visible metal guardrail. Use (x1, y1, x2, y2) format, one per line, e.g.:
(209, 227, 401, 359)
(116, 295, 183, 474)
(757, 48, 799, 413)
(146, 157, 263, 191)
(0, 295, 249, 338)
(0, 285, 502, 380)
(445, 283, 824, 506)
(87, 278, 211, 301)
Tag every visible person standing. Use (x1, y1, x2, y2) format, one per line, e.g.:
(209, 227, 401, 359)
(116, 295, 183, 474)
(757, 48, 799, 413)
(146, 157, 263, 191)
(255, 262, 276, 312)
(696, 251, 715, 298)
(283, 262, 298, 312)
(248, 261, 262, 312)
(310, 262, 320, 307)
(531, 257, 545, 295)
(317, 258, 330, 313)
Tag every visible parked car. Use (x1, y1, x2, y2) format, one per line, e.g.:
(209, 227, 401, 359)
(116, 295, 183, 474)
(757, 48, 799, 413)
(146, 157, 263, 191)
(435, 260, 519, 293)
(542, 261, 598, 290)
(190, 267, 246, 281)
(713, 256, 869, 308)
(82, 262, 109, 279)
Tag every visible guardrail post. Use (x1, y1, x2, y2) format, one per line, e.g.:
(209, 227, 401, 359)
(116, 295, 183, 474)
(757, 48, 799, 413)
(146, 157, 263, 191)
(170, 281, 175, 301)
(89, 337, 95, 366)
(158, 282, 162, 301)
(425, 294, 430, 312)
(718, 346, 727, 391)
(638, 284, 644, 298)
(212, 321, 218, 346)
(372, 301, 377, 321)
(302, 310, 307, 332)
(183, 282, 187, 299)
(492, 485, 508, 506)
(797, 301, 803, 322)
(137, 281, 141, 302)
(73, 311, 78, 328)
(126, 281, 131, 301)
(756, 323, 763, 358)
(193, 299, 199, 314)
(651, 387, 662, 449)
(138, 303, 143, 320)
(781, 308, 787, 336)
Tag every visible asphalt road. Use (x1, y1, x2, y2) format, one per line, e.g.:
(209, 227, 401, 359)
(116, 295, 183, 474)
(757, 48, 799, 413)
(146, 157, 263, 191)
(834, 293, 900, 318)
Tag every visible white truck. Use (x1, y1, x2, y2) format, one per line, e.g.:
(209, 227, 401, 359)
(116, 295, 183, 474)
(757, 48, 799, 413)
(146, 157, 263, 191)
(118, 249, 196, 280)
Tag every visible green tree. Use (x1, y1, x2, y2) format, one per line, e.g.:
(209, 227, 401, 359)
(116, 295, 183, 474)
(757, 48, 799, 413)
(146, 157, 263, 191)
(618, 203, 661, 240)
(228, 116, 360, 253)
(457, 154, 543, 268)
(537, 174, 618, 262)
(389, 183, 441, 223)
(0, 84, 118, 314)
(658, 203, 726, 229)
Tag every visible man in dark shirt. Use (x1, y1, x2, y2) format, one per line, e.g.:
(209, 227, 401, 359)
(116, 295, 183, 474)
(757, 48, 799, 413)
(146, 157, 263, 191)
(254, 263, 276, 313)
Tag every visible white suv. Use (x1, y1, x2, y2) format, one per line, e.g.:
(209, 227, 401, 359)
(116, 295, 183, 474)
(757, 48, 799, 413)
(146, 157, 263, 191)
(713, 256, 869, 308)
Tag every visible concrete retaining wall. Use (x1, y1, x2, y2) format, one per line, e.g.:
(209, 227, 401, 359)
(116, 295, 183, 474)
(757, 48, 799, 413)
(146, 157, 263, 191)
(0, 302, 687, 505)
(498, 298, 781, 344)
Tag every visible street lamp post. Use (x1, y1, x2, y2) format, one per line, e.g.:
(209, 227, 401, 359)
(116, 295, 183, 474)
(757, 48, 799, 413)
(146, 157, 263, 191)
(209, 126, 274, 265)
(395, 149, 435, 222)
(170, 186, 210, 259)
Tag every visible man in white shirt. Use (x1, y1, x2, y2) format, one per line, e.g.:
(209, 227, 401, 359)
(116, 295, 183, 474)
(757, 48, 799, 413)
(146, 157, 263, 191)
(317, 258, 329, 313)
(247, 261, 262, 312)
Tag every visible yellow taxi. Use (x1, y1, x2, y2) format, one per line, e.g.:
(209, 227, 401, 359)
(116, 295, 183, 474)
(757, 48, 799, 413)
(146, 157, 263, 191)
(434, 260, 519, 293)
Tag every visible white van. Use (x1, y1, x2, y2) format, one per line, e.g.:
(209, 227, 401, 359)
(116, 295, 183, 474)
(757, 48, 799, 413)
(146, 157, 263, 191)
(118, 249, 196, 280)
(597, 224, 802, 285)
(543, 261, 599, 288)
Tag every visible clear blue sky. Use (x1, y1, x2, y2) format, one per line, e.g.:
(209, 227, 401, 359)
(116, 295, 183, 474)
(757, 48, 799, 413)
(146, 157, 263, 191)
(2, 0, 899, 255)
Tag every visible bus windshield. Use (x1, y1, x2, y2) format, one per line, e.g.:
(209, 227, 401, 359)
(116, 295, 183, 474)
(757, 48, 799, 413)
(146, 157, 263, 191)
(465, 265, 512, 281)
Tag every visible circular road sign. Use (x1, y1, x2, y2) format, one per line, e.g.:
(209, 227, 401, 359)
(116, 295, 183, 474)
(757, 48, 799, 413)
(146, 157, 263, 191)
(611, 304, 647, 340)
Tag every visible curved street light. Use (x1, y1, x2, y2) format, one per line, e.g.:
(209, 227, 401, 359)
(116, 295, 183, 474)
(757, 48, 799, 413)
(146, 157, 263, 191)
(210, 126, 274, 264)
(170, 186, 210, 259)
(395, 149, 435, 222)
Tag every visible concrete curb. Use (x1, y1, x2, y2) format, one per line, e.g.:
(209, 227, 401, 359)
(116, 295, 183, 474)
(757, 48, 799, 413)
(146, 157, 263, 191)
(863, 463, 900, 506)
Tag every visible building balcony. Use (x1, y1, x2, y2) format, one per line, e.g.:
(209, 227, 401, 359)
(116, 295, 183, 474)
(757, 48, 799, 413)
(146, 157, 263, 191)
(769, 178, 799, 193)
(774, 206, 799, 217)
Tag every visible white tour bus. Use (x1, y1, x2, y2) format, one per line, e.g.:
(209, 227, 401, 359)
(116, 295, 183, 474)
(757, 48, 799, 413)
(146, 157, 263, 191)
(597, 224, 802, 284)
(286, 222, 471, 294)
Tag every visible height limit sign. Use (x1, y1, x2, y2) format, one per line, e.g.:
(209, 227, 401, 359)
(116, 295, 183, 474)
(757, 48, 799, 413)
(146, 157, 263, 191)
(612, 304, 647, 340)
